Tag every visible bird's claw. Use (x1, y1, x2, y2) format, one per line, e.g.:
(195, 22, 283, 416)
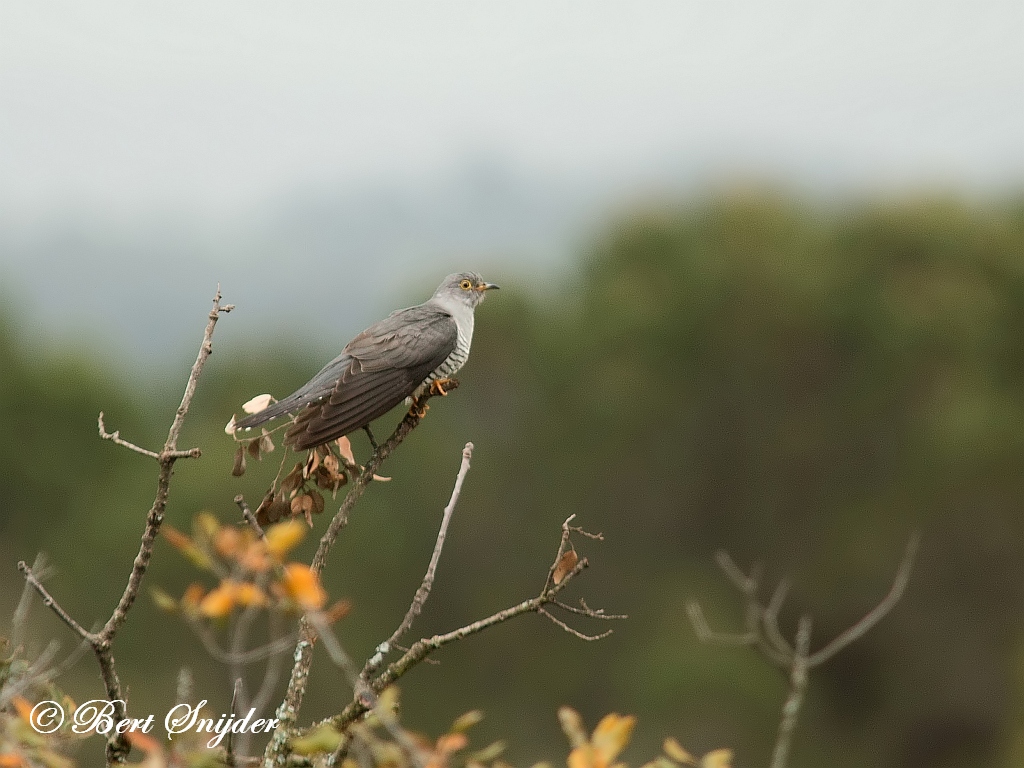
(430, 378, 455, 397)
(409, 399, 430, 419)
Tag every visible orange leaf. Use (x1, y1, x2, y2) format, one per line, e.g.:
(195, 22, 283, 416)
(235, 582, 269, 607)
(280, 564, 327, 610)
(324, 599, 353, 623)
(265, 520, 306, 560)
(239, 540, 272, 573)
(553, 549, 579, 585)
(162, 526, 193, 552)
(568, 745, 597, 768)
(181, 582, 206, 609)
(0, 754, 27, 768)
(11, 696, 33, 724)
(435, 733, 468, 756)
(591, 714, 636, 766)
(199, 581, 238, 618)
(214, 526, 243, 559)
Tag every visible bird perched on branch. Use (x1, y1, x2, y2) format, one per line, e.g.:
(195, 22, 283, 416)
(229, 272, 499, 451)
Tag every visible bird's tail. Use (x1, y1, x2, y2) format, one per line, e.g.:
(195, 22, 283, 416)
(230, 393, 308, 434)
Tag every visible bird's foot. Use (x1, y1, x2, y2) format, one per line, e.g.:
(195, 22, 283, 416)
(409, 398, 430, 419)
(429, 378, 455, 396)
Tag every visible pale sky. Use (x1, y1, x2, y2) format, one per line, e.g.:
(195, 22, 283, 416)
(1, 1, 1021, 218)
(0, 1, 1022, 361)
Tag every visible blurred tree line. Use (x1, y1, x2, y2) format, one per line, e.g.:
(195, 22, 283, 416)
(3, 192, 1024, 768)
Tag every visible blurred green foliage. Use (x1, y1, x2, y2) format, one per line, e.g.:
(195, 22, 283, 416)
(3, 192, 1024, 768)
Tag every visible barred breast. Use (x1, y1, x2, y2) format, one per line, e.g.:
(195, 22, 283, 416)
(413, 310, 474, 398)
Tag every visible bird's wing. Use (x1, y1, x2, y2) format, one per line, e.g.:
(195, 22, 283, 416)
(284, 305, 458, 449)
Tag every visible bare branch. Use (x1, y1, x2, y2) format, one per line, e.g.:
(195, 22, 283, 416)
(363, 442, 475, 680)
(11, 553, 50, 650)
(97, 412, 200, 460)
(763, 579, 794, 659)
(309, 518, 619, 741)
(770, 615, 812, 768)
(235, 494, 266, 539)
(185, 616, 299, 666)
(686, 601, 759, 646)
(538, 607, 614, 641)
(807, 533, 919, 667)
(18, 287, 229, 765)
(692, 535, 919, 768)
(715, 550, 759, 594)
(16, 561, 91, 642)
(551, 599, 627, 620)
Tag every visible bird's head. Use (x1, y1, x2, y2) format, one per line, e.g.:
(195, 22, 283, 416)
(434, 271, 500, 308)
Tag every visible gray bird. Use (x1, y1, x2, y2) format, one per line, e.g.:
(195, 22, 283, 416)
(231, 272, 499, 451)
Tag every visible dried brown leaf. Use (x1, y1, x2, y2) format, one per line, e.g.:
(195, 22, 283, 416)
(323, 452, 339, 474)
(247, 438, 262, 460)
(336, 436, 356, 465)
(231, 444, 246, 477)
(281, 463, 305, 495)
(309, 489, 325, 515)
(259, 429, 275, 454)
(303, 449, 321, 479)
(553, 549, 579, 585)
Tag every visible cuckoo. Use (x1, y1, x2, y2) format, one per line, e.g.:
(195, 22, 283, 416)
(229, 272, 499, 450)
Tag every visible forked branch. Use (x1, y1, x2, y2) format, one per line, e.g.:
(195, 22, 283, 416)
(301, 513, 623, 758)
(18, 287, 231, 765)
(687, 533, 919, 768)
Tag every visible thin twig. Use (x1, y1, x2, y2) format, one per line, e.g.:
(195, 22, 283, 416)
(185, 617, 299, 665)
(16, 562, 91, 641)
(763, 579, 794, 659)
(11, 554, 49, 650)
(551, 600, 627, 619)
(807, 533, 919, 667)
(236, 495, 266, 539)
(538, 607, 614, 641)
(686, 602, 759, 646)
(363, 442, 475, 679)
(310, 518, 618, 738)
(690, 534, 920, 768)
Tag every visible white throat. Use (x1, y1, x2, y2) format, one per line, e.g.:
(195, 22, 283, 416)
(435, 295, 476, 346)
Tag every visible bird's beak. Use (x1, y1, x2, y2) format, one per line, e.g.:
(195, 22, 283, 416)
(478, 282, 500, 291)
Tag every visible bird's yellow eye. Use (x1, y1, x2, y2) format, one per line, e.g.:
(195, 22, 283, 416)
(460, 279, 473, 290)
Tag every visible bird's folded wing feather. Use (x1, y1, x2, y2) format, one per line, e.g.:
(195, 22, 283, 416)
(284, 305, 458, 449)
